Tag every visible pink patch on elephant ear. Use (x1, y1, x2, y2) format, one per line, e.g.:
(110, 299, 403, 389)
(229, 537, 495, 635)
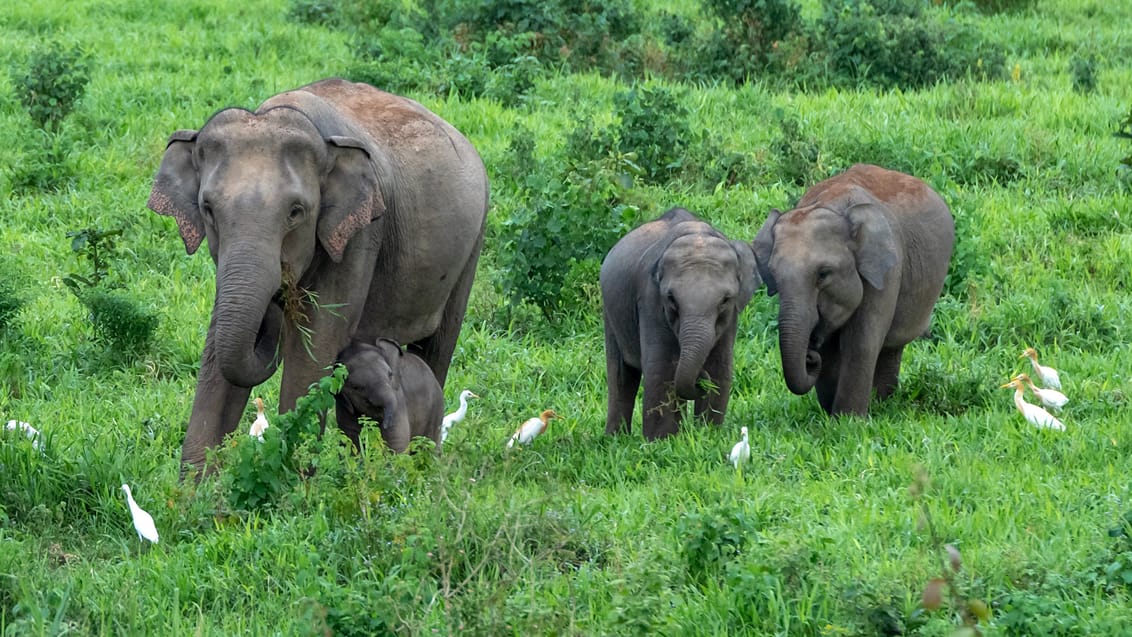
(323, 190, 385, 262)
(147, 189, 204, 255)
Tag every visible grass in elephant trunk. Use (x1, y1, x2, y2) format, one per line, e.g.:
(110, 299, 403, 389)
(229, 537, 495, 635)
(278, 261, 344, 361)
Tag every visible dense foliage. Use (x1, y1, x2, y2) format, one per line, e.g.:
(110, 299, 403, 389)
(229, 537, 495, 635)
(1, 0, 1130, 634)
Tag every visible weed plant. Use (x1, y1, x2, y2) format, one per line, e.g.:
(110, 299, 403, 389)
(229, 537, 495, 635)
(1, 0, 1131, 634)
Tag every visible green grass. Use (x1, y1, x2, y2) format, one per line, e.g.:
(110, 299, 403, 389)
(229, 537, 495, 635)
(3, 0, 1132, 634)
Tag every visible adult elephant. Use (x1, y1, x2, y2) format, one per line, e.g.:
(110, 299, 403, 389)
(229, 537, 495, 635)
(752, 164, 954, 416)
(147, 78, 488, 475)
(602, 207, 759, 440)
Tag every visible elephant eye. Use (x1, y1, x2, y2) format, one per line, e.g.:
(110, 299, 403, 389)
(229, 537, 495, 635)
(200, 201, 214, 222)
(817, 267, 833, 283)
(288, 204, 306, 223)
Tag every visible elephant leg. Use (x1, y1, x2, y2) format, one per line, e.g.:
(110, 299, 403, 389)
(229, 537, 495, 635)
(641, 363, 681, 440)
(604, 321, 640, 435)
(694, 340, 734, 426)
(413, 227, 484, 389)
(831, 326, 884, 417)
(814, 342, 840, 415)
(181, 322, 252, 478)
(873, 346, 904, 400)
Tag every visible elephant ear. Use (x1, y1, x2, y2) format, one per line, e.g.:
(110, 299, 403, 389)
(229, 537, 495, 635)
(318, 136, 386, 263)
(147, 130, 204, 255)
(752, 209, 781, 296)
(374, 338, 404, 385)
(730, 240, 760, 308)
(847, 203, 898, 290)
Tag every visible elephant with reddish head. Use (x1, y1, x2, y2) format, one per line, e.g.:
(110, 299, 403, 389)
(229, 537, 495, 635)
(601, 207, 760, 440)
(147, 78, 488, 475)
(753, 164, 954, 416)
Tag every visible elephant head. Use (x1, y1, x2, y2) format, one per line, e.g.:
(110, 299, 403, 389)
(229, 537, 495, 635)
(753, 201, 897, 395)
(147, 104, 385, 388)
(654, 221, 759, 400)
(336, 338, 412, 450)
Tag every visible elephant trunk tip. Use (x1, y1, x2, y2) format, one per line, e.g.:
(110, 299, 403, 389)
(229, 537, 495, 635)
(785, 350, 822, 395)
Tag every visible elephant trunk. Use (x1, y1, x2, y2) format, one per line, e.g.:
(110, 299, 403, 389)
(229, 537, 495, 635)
(213, 254, 282, 388)
(379, 392, 412, 453)
(778, 299, 820, 395)
(674, 319, 715, 400)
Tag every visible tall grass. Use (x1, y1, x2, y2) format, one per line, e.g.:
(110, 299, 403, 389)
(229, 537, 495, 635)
(2, 0, 1131, 634)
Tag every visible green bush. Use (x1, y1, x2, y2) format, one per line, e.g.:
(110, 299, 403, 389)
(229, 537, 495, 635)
(1069, 53, 1098, 94)
(0, 263, 23, 332)
(614, 85, 697, 183)
(10, 41, 91, 131)
(82, 290, 159, 355)
(687, 0, 804, 84)
(496, 123, 638, 320)
(817, 0, 1004, 89)
(771, 110, 821, 186)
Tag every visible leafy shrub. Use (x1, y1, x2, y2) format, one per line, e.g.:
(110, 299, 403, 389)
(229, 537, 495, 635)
(817, 0, 1004, 90)
(771, 109, 821, 186)
(1069, 53, 1097, 94)
(82, 290, 159, 354)
(496, 124, 638, 319)
(962, 0, 1038, 13)
(10, 41, 91, 131)
(614, 85, 696, 183)
(0, 261, 23, 332)
(220, 366, 346, 511)
(677, 505, 758, 585)
(1115, 104, 1132, 185)
(286, 0, 339, 26)
(693, 0, 805, 84)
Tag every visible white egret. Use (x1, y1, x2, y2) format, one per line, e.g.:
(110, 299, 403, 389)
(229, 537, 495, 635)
(5, 419, 41, 450)
(729, 426, 750, 469)
(441, 390, 479, 444)
(121, 483, 159, 544)
(1021, 347, 1061, 390)
(1014, 373, 1068, 410)
(1001, 378, 1065, 431)
(507, 409, 558, 448)
(249, 397, 270, 441)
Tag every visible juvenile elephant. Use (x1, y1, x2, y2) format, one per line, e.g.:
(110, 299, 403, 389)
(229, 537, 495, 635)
(335, 339, 444, 453)
(601, 207, 759, 439)
(753, 164, 954, 416)
(147, 78, 488, 475)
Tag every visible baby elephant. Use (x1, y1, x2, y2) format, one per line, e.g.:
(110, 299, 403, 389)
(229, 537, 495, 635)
(335, 338, 445, 453)
(601, 207, 760, 440)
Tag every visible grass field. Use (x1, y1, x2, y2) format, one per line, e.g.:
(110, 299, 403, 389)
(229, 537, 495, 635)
(2, 0, 1131, 635)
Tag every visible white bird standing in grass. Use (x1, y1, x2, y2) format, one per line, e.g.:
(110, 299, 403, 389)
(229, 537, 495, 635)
(1014, 373, 1068, 410)
(249, 397, 270, 441)
(1001, 378, 1065, 431)
(5, 419, 41, 450)
(1021, 347, 1061, 390)
(729, 426, 750, 469)
(507, 409, 558, 448)
(441, 390, 479, 444)
(121, 484, 159, 544)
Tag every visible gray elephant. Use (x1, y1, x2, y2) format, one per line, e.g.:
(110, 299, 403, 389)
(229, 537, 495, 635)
(753, 163, 954, 416)
(335, 338, 444, 453)
(147, 78, 488, 475)
(601, 207, 759, 440)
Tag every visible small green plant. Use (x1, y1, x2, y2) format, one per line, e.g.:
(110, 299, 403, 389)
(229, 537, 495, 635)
(62, 227, 159, 356)
(1069, 53, 1097, 94)
(911, 466, 992, 635)
(10, 41, 91, 131)
(0, 260, 24, 332)
(1116, 104, 1132, 183)
(677, 504, 757, 585)
(614, 85, 696, 184)
(772, 109, 821, 186)
(220, 365, 347, 510)
(62, 227, 122, 295)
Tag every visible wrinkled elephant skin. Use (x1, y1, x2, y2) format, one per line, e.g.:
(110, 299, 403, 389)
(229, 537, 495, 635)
(753, 163, 954, 416)
(147, 79, 488, 476)
(601, 207, 760, 440)
(335, 338, 445, 453)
